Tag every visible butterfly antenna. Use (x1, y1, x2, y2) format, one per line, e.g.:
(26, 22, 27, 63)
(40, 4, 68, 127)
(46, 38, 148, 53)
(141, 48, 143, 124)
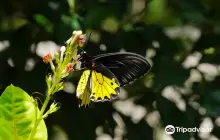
(81, 32, 92, 49)
(31, 92, 45, 105)
(88, 32, 92, 42)
(35, 97, 43, 105)
(32, 92, 45, 97)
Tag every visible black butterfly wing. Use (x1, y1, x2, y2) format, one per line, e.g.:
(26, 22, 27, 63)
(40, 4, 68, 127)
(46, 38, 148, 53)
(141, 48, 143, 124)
(93, 52, 151, 86)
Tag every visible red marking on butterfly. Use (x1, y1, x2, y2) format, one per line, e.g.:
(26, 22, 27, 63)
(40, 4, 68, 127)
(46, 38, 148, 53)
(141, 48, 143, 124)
(91, 63, 95, 69)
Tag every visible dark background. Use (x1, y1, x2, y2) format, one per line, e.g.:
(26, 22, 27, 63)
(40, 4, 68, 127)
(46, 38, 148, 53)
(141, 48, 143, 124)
(0, 0, 220, 140)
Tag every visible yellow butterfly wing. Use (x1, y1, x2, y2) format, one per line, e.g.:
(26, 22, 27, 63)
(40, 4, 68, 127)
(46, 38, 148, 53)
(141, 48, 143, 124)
(89, 66, 120, 102)
(78, 85, 91, 107)
(76, 70, 91, 107)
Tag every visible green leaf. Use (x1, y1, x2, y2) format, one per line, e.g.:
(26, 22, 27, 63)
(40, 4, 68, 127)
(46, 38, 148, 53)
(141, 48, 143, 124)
(67, 0, 75, 9)
(34, 14, 53, 33)
(0, 84, 47, 140)
(61, 15, 81, 30)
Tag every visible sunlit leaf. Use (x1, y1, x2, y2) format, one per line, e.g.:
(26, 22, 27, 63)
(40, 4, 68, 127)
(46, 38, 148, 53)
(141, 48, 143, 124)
(0, 84, 47, 140)
(0, 17, 28, 31)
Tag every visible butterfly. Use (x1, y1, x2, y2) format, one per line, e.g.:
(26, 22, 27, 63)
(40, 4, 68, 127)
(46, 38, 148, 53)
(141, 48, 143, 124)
(76, 51, 151, 108)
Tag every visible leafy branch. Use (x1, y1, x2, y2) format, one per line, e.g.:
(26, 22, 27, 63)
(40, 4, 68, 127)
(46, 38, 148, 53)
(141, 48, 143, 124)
(28, 30, 86, 140)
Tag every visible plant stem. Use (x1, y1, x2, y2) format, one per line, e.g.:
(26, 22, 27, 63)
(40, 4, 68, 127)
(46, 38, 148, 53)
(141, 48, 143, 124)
(28, 73, 60, 140)
(28, 95, 51, 140)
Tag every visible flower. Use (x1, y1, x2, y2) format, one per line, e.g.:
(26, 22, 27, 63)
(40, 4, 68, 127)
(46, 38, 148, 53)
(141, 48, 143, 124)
(73, 30, 82, 36)
(78, 35, 86, 47)
(59, 46, 66, 62)
(43, 53, 52, 64)
(71, 30, 86, 47)
(66, 63, 74, 73)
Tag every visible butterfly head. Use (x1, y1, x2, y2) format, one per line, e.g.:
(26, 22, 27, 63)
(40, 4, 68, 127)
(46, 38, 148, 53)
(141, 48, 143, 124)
(78, 51, 93, 69)
(78, 51, 89, 60)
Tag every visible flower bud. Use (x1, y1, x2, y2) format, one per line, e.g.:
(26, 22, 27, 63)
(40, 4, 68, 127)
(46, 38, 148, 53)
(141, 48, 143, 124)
(72, 31, 76, 35)
(78, 35, 86, 47)
(46, 75, 52, 88)
(54, 52, 59, 64)
(60, 46, 66, 53)
(43, 102, 60, 118)
(75, 31, 82, 36)
(66, 63, 74, 73)
(50, 61, 55, 73)
(43, 53, 52, 64)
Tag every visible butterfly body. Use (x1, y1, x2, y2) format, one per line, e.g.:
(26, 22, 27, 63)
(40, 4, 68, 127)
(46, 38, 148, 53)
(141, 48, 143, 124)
(76, 51, 151, 108)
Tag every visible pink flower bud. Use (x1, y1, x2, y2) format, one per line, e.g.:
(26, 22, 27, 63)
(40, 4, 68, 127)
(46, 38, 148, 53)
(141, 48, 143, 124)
(66, 63, 74, 73)
(43, 53, 52, 64)
(77, 35, 86, 48)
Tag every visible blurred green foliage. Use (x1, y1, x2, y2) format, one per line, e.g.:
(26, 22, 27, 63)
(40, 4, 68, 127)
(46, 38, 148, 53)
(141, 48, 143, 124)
(0, 0, 220, 140)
